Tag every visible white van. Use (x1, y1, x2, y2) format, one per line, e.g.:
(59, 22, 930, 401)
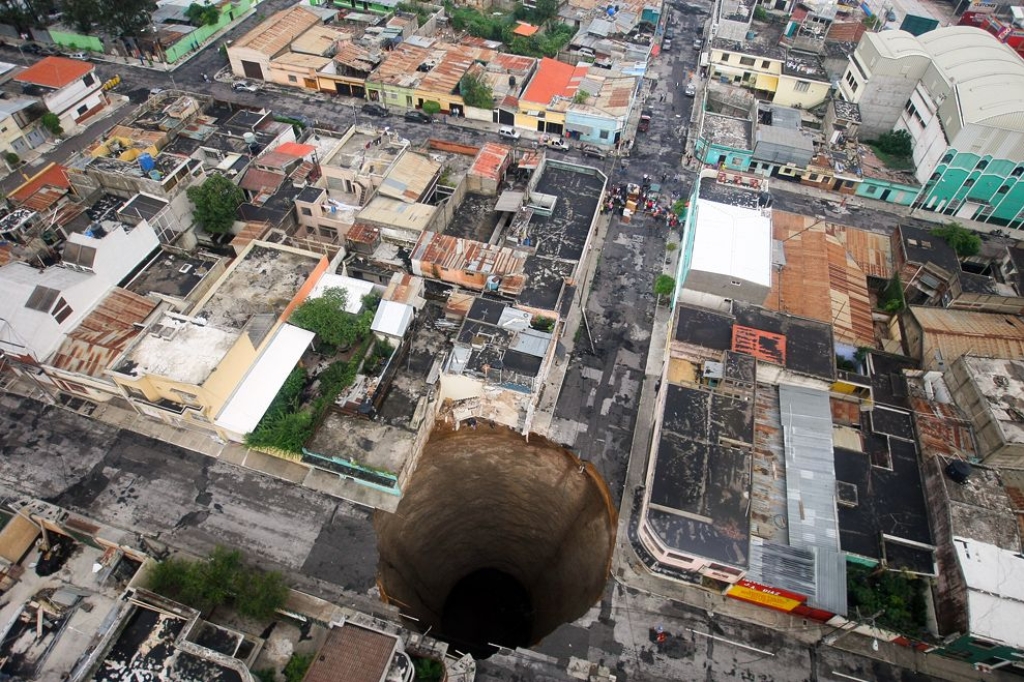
(498, 126, 521, 140)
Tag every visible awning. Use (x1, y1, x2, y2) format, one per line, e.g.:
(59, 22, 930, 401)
(0, 514, 40, 564)
(495, 190, 526, 212)
(755, 73, 779, 91)
(565, 123, 594, 135)
(215, 324, 315, 437)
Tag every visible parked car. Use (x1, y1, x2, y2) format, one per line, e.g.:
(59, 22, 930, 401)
(685, 83, 697, 97)
(149, 87, 165, 96)
(361, 102, 390, 117)
(693, 38, 703, 50)
(580, 145, 607, 159)
(662, 39, 673, 50)
(498, 125, 521, 140)
(404, 110, 432, 124)
(67, 51, 88, 60)
(232, 81, 260, 93)
(23, 43, 41, 54)
(638, 109, 652, 133)
(544, 137, 569, 152)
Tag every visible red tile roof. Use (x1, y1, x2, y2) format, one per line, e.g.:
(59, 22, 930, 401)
(15, 56, 93, 88)
(10, 163, 71, 206)
(513, 21, 540, 36)
(521, 57, 585, 106)
(303, 625, 397, 682)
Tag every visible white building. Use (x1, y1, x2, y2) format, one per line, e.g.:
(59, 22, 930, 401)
(0, 220, 160, 365)
(677, 173, 773, 308)
(13, 57, 107, 133)
(838, 28, 1024, 225)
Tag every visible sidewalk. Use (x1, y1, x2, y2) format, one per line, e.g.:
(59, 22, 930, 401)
(2, 377, 401, 512)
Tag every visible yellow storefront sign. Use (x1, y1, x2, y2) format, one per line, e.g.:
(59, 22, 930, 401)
(727, 584, 802, 612)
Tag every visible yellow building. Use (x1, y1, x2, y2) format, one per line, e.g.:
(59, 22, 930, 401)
(110, 241, 328, 441)
(518, 57, 588, 134)
(709, 28, 830, 109)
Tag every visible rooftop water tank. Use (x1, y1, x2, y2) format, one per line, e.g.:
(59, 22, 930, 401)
(243, 132, 257, 145)
(138, 153, 155, 173)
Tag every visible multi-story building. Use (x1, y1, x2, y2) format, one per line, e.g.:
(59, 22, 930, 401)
(13, 57, 107, 133)
(838, 27, 1024, 227)
(0, 99, 47, 159)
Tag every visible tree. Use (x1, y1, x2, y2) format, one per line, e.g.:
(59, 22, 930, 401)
(421, 100, 441, 116)
(97, 0, 157, 38)
(931, 222, 981, 257)
(458, 71, 494, 109)
(63, 0, 101, 33)
(534, 0, 558, 20)
(290, 288, 373, 350)
(875, 129, 912, 158)
(573, 90, 590, 105)
(283, 653, 314, 682)
(186, 173, 244, 234)
(185, 1, 220, 26)
(40, 112, 63, 137)
(146, 546, 289, 618)
(653, 274, 675, 306)
(4, 152, 19, 167)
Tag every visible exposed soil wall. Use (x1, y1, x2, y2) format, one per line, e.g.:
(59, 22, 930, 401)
(375, 426, 616, 652)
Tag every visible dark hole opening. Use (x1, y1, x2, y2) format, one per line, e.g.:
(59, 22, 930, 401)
(440, 567, 533, 659)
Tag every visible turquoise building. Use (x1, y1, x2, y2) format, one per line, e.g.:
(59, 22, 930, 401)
(912, 149, 1024, 228)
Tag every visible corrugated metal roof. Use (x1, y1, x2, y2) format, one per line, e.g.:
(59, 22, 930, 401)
(378, 152, 441, 203)
(371, 300, 413, 338)
(779, 384, 841, 553)
(509, 328, 552, 358)
(469, 143, 511, 182)
(231, 5, 321, 56)
(910, 306, 1024, 369)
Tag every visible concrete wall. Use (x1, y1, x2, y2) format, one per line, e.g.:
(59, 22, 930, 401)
(683, 268, 769, 306)
(839, 39, 929, 138)
(943, 357, 1024, 468)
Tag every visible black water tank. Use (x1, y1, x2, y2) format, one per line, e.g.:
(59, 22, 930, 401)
(945, 460, 972, 485)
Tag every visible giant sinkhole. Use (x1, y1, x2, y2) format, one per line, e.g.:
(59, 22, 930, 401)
(375, 426, 617, 659)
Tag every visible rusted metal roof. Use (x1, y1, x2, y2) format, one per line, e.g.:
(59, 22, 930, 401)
(231, 221, 272, 252)
(419, 46, 497, 97)
(910, 306, 1024, 368)
(49, 288, 158, 377)
(346, 223, 380, 245)
(469, 142, 511, 181)
(768, 212, 874, 347)
(368, 42, 432, 88)
(908, 394, 976, 461)
(412, 231, 527, 295)
(378, 152, 440, 203)
(231, 4, 321, 56)
(239, 168, 285, 193)
(732, 325, 786, 365)
(833, 221, 892, 279)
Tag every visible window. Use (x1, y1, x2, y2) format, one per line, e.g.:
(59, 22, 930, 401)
(731, 280, 742, 286)
(761, 60, 771, 69)
(76, 104, 88, 116)
(288, 75, 297, 82)
(1013, 166, 1024, 177)
(997, 185, 1010, 194)
(844, 71, 858, 92)
(930, 172, 940, 181)
(964, 178, 975, 187)
(739, 56, 755, 66)
(941, 152, 954, 164)
(794, 80, 810, 93)
(976, 159, 988, 170)
(863, 185, 876, 194)
(51, 297, 73, 323)
(720, 53, 731, 63)
(300, 207, 312, 216)
(83, 73, 95, 86)
(599, 130, 609, 139)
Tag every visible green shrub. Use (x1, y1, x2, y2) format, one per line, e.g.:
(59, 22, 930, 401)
(283, 653, 314, 682)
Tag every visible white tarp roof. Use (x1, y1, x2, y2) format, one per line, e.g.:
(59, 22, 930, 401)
(953, 536, 1024, 647)
(309, 273, 376, 314)
(690, 199, 772, 286)
(371, 300, 413, 338)
(215, 324, 314, 437)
